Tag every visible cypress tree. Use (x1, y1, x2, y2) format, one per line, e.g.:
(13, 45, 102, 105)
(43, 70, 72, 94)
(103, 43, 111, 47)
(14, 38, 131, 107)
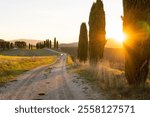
(44, 41, 46, 48)
(89, 0, 106, 64)
(29, 43, 31, 49)
(78, 23, 88, 62)
(49, 40, 52, 48)
(123, 0, 150, 86)
(10, 43, 13, 49)
(54, 38, 57, 48)
(56, 41, 59, 49)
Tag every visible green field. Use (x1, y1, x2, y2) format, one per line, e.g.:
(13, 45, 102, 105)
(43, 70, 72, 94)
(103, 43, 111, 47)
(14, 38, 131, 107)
(0, 49, 57, 83)
(0, 48, 58, 56)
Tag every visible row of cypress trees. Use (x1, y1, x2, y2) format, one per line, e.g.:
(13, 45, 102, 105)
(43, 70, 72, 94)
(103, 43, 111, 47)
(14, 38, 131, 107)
(36, 38, 59, 49)
(78, 0, 150, 86)
(78, 0, 106, 64)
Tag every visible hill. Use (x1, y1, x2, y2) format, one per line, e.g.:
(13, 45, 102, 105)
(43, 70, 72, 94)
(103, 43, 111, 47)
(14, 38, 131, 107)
(60, 38, 122, 48)
(10, 39, 42, 45)
(60, 42, 78, 47)
(0, 39, 5, 42)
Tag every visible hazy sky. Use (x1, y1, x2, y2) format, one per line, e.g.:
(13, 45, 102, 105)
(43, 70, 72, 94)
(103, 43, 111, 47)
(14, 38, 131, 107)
(0, 0, 123, 43)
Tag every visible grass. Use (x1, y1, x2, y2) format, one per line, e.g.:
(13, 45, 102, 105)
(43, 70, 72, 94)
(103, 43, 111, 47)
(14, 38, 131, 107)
(0, 48, 58, 56)
(0, 55, 56, 83)
(66, 55, 74, 66)
(61, 47, 77, 60)
(0, 48, 58, 84)
(64, 47, 150, 100)
(74, 61, 150, 99)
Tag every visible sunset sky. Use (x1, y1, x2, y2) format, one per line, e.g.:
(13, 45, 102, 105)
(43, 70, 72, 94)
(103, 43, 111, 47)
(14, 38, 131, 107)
(0, 0, 123, 43)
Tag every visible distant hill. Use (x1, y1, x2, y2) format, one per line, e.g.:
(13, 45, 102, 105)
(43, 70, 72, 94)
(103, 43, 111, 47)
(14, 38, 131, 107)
(0, 39, 5, 42)
(60, 39, 122, 48)
(60, 42, 78, 47)
(10, 39, 42, 45)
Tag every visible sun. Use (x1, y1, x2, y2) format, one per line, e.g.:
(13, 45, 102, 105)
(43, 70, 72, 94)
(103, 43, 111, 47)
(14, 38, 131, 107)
(113, 32, 126, 43)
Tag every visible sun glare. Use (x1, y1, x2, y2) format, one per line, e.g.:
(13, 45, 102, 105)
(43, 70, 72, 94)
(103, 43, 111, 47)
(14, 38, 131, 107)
(113, 32, 126, 43)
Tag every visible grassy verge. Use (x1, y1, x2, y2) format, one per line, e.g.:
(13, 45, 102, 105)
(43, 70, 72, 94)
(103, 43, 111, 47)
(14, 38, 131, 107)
(66, 55, 74, 66)
(73, 61, 150, 100)
(0, 55, 56, 83)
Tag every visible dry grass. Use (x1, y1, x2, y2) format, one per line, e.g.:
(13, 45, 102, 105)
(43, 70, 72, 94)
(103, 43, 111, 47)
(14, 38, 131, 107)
(72, 47, 150, 100)
(0, 55, 56, 83)
(66, 55, 74, 66)
(76, 60, 150, 99)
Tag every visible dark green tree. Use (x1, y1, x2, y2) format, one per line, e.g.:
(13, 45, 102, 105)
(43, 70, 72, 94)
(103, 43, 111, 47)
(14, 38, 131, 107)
(49, 40, 52, 48)
(89, 0, 106, 64)
(123, 0, 150, 86)
(29, 43, 31, 49)
(54, 38, 57, 48)
(10, 43, 13, 49)
(78, 23, 88, 62)
(56, 41, 59, 49)
(44, 41, 46, 48)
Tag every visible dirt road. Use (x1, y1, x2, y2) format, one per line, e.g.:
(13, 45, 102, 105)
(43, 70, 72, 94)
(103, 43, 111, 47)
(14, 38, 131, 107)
(0, 53, 104, 100)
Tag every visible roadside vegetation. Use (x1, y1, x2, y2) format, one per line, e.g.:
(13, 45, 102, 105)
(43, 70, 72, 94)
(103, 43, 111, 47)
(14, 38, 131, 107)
(0, 49, 57, 84)
(71, 0, 150, 99)
(73, 50, 150, 99)
(66, 55, 74, 66)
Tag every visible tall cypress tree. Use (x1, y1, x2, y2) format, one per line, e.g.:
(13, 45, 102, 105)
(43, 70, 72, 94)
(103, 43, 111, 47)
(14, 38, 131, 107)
(54, 38, 56, 48)
(49, 40, 52, 48)
(123, 0, 150, 86)
(56, 41, 59, 49)
(78, 23, 88, 62)
(89, 0, 106, 64)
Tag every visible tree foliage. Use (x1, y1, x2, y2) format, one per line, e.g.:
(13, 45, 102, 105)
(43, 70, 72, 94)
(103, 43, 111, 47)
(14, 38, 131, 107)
(123, 0, 150, 86)
(78, 23, 88, 62)
(89, 0, 106, 64)
(15, 41, 26, 48)
(54, 38, 57, 48)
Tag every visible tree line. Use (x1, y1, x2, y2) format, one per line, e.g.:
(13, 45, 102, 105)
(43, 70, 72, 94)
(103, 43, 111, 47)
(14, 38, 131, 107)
(78, 0, 150, 86)
(0, 40, 27, 50)
(36, 38, 59, 49)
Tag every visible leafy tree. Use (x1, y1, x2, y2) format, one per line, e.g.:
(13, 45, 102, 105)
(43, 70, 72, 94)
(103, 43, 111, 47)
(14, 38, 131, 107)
(78, 23, 88, 62)
(123, 0, 150, 86)
(89, 0, 106, 64)
(15, 41, 26, 48)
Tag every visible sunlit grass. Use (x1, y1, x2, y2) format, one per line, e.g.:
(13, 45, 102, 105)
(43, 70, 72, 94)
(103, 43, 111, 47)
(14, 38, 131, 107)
(0, 55, 56, 83)
(67, 55, 74, 66)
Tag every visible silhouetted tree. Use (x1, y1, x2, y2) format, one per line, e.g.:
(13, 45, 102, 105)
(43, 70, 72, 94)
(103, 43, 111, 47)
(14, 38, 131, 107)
(54, 38, 57, 48)
(44, 41, 46, 48)
(78, 23, 88, 62)
(15, 41, 26, 48)
(10, 43, 13, 49)
(29, 44, 31, 49)
(56, 41, 59, 49)
(89, 0, 106, 64)
(123, 0, 150, 86)
(49, 40, 52, 48)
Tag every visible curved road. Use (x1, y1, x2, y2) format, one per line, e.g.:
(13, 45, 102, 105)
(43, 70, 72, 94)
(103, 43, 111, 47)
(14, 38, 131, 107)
(0, 53, 104, 100)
